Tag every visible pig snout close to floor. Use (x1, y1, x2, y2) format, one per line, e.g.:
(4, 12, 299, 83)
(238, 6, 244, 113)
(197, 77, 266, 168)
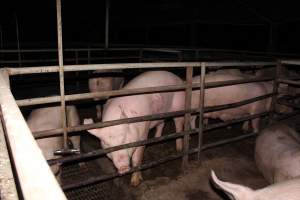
(211, 170, 300, 200)
(84, 70, 185, 186)
(255, 124, 300, 183)
(26, 105, 81, 182)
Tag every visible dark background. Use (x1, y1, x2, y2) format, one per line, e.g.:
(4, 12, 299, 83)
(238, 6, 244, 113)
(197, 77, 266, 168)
(1, 0, 300, 53)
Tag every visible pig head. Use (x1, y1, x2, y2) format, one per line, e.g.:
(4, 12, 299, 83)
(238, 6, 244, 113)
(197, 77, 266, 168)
(84, 118, 136, 174)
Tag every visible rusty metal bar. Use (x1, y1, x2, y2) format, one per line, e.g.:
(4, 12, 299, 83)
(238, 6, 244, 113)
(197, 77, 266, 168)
(56, 0, 68, 149)
(6, 61, 276, 76)
(61, 131, 256, 191)
(198, 63, 206, 160)
(33, 92, 274, 139)
(48, 111, 269, 166)
(16, 76, 274, 107)
(182, 67, 193, 169)
(0, 70, 66, 200)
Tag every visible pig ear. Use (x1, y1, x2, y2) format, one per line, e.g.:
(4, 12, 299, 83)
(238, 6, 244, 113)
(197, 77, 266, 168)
(211, 170, 254, 200)
(83, 118, 99, 136)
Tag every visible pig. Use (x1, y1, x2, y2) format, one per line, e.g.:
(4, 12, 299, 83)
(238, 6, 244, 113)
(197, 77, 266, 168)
(210, 68, 243, 76)
(84, 71, 185, 186)
(255, 124, 300, 183)
(190, 73, 292, 133)
(211, 170, 300, 200)
(27, 105, 81, 180)
(190, 73, 272, 133)
(88, 74, 124, 119)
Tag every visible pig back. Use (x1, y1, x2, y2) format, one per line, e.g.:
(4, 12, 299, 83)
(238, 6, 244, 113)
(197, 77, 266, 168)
(255, 124, 300, 183)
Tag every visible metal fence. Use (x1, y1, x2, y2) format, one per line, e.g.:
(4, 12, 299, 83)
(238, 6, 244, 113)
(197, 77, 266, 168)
(2, 47, 300, 67)
(1, 59, 300, 199)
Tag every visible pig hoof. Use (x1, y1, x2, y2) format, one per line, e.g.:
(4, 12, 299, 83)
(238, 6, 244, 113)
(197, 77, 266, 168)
(130, 172, 143, 187)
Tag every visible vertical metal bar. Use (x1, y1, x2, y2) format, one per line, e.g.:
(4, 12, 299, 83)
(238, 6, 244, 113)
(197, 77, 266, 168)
(182, 66, 193, 170)
(87, 49, 91, 64)
(105, 0, 110, 49)
(139, 48, 143, 62)
(15, 14, 21, 67)
(198, 63, 206, 161)
(75, 51, 80, 89)
(56, 0, 68, 150)
(0, 25, 3, 49)
(269, 61, 281, 122)
(177, 51, 183, 62)
(195, 50, 199, 61)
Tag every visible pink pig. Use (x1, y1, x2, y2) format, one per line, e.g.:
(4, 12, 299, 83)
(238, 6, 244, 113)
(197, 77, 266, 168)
(27, 106, 80, 182)
(190, 73, 272, 133)
(84, 71, 185, 186)
(211, 170, 300, 200)
(255, 124, 300, 183)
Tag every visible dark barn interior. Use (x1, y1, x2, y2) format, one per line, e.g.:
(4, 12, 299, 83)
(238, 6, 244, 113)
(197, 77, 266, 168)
(1, 1, 300, 200)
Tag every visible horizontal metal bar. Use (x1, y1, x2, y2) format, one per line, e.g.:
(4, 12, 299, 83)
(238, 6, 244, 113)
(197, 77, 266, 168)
(281, 60, 300, 65)
(279, 79, 300, 86)
(62, 131, 256, 191)
(7, 61, 276, 76)
(17, 76, 273, 107)
(0, 56, 141, 64)
(48, 111, 268, 166)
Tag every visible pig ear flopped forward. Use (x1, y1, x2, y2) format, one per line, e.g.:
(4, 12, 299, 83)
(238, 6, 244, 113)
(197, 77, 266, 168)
(83, 118, 99, 136)
(210, 170, 254, 200)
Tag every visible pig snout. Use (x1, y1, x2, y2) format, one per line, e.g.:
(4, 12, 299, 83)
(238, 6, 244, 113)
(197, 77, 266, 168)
(111, 151, 131, 174)
(118, 166, 130, 174)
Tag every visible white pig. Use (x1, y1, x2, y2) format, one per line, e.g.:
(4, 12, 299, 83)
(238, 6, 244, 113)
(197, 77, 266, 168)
(190, 74, 272, 133)
(211, 170, 300, 200)
(27, 106, 80, 179)
(84, 71, 185, 186)
(88, 75, 124, 119)
(255, 124, 300, 183)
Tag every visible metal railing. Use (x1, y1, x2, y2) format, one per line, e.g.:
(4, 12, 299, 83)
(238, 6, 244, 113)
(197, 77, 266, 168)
(1, 59, 288, 198)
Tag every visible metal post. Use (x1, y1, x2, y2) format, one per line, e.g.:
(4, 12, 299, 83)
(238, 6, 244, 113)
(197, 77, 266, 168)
(182, 66, 193, 170)
(198, 63, 206, 160)
(0, 25, 3, 49)
(75, 51, 80, 89)
(56, 0, 68, 150)
(269, 61, 281, 122)
(87, 49, 91, 64)
(15, 14, 21, 67)
(105, 0, 110, 49)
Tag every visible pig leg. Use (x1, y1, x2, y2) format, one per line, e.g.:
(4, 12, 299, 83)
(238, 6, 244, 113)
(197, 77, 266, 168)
(174, 117, 184, 152)
(204, 118, 208, 126)
(190, 116, 196, 130)
(131, 146, 145, 186)
(96, 105, 102, 119)
(251, 118, 260, 133)
(242, 121, 250, 132)
(154, 122, 164, 138)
